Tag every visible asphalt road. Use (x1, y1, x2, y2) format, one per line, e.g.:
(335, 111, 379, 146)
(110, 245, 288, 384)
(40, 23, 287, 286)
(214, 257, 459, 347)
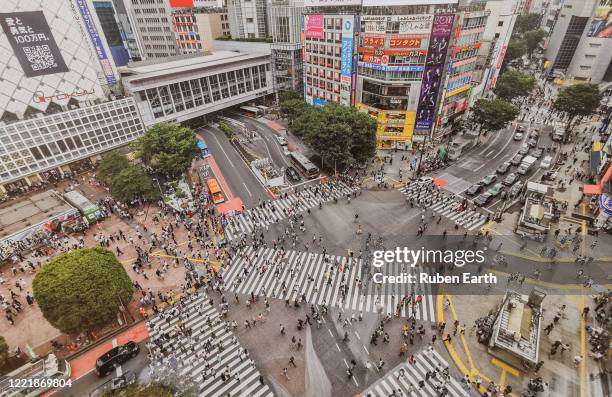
(54, 341, 149, 397)
(196, 126, 269, 208)
(231, 114, 292, 170)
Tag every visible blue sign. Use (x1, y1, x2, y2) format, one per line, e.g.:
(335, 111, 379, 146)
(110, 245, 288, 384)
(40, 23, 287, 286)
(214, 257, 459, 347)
(313, 97, 328, 108)
(341, 37, 353, 78)
(358, 62, 425, 72)
(75, 0, 116, 85)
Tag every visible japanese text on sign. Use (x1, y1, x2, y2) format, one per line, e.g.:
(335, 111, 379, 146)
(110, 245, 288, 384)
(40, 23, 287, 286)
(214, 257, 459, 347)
(390, 38, 421, 48)
(363, 36, 385, 47)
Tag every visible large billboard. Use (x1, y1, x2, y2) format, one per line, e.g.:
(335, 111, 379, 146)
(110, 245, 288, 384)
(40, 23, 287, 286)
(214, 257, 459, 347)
(361, 14, 433, 35)
(414, 14, 455, 133)
(75, 0, 117, 85)
(0, 11, 69, 77)
(340, 16, 355, 106)
(362, 0, 458, 5)
(304, 14, 323, 39)
(587, 0, 612, 38)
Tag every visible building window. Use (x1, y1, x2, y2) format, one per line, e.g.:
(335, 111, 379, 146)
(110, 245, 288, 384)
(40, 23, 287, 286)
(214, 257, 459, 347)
(497, 21, 503, 27)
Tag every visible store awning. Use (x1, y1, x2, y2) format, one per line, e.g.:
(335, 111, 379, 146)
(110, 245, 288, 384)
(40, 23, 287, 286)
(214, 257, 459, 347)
(584, 184, 603, 195)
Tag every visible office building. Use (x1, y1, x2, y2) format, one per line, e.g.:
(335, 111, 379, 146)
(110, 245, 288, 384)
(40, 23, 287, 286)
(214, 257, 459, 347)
(470, 0, 518, 100)
(172, 9, 230, 53)
(545, 0, 612, 84)
(120, 51, 274, 126)
(93, 0, 131, 66)
(125, 0, 180, 59)
(269, 0, 304, 92)
(227, 0, 269, 39)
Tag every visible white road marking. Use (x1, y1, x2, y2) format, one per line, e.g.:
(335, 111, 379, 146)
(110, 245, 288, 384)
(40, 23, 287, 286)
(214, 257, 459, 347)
(211, 132, 235, 168)
(242, 182, 253, 197)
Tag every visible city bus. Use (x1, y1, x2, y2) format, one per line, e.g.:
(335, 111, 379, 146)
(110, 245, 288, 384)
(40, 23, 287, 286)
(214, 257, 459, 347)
(206, 179, 225, 204)
(239, 106, 262, 117)
(289, 152, 320, 179)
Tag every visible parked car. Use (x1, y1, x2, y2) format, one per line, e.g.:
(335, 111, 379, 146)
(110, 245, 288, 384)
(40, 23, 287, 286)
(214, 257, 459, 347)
(503, 172, 520, 186)
(466, 184, 483, 196)
(530, 131, 539, 139)
(474, 192, 493, 206)
(532, 148, 544, 158)
(90, 371, 136, 397)
(511, 153, 524, 166)
(480, 174, 498, 186)
(487, 183, 503, 197)
(496, 162, 511, 174)
(517, 125, 526, 132)
(528, 138, 538, 148)
(519, 144, 530, 155)
(509, 181, 524, 197)
(285, 166, 301, 182)
(95, 342, 140, 377)
(276, 136, 288, 146)
(513, 132, 524, 141)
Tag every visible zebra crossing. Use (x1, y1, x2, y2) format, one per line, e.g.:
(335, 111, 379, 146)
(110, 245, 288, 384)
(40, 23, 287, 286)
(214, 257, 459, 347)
(147, 293, 275, 397)
(221, 246, 436, 322)
(223, 181, 357, 241)
(399, 182, 487, 231)
(361, 349, 471, 397)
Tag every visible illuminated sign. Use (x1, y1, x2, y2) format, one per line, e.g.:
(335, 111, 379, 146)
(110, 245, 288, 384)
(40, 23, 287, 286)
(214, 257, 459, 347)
(390, 37, 422, 48)
(358, 62, 424, 72)
(305, 14, 323, 39)
(363, 36, 385, 47)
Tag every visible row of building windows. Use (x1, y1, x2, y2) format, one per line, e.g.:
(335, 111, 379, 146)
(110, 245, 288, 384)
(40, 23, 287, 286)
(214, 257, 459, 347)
(138, 65, 270, 119)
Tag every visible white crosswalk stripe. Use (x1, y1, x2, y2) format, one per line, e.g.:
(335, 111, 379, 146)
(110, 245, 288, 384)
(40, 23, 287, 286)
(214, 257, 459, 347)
(147, 293, 275, 397)
(223, 182, 358, 241)
(221, 247, 436, 322)
(360, 349, 471, 397)
(399, 182, 487, 231)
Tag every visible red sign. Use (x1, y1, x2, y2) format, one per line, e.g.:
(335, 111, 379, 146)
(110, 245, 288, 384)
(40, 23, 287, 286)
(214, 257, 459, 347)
(389, 38, 421, 48)
(363, 54, 389, 65)
(363, 36, 385, 47)
(169, 0, 193, 7)
(358, 47, 376, 54)
(383, 49, 426, 56)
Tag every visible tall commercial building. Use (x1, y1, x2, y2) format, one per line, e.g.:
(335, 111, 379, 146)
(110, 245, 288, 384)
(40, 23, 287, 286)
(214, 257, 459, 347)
(93, 0, 131, 66)
(0, 0, 145, 193)
(545, 0, 612, 84)
(171, 8, 230, 53)
(227, 0, 269, 39)
(125, 0, 180, 59)
(110, 0, 142, 61)
(269, 0, 303, 92)
(470, 0, 518, 100)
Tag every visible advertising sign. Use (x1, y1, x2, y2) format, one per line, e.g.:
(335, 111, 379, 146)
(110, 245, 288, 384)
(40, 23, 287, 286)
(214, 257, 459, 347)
(398, 14, 434, 35)
(358, 62, 424, 72)
(362, 0, 458, 5)
(304, 0, 362, 6)
(363, 54, 389, 65)
(169, 0, 194, 6)
(74, 0, 116, 85)
(587, 0, 612, 38)
(305, 15, 324, 39)
(0, 11, 69, 77)
(340, 16, 355, 106)
(390, 37, 422, 48)
(363, 36, 385, 47)
(414, 14, 455, 132)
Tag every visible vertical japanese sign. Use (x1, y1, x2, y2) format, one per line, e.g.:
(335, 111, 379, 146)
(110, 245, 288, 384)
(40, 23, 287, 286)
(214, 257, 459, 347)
(340, 16, 354, 106)
(305, 14, 323, 39)
(0, 11, 69, 77)
(414, 14, 454, 133)
(75, 0, 117, 85)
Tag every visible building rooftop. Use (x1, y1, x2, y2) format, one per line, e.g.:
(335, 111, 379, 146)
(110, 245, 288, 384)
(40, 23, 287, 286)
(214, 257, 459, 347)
(119, 51, 270, 82)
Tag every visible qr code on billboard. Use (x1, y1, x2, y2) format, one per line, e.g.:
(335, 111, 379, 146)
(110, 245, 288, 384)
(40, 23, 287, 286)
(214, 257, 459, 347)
(23, 45, 58, 71)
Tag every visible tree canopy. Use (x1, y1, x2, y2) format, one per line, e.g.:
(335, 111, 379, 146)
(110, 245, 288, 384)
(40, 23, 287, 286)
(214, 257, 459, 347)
(505, 37, 528, 62)
(103, 383, 177, 397)
(111, 165, 158, 203)
(32, 248, 134, 335)
(280, 99, 309, 126)
(289, 104, 376, 170)
(97, 151, 129, 185)
(471, 99, 519, 133)
(515, 13, 541, 34)
(554, 83, 601, 135)
(524, 29, 546, 54)
(130, 123, 199, 179)
(494, 70, 535, 100)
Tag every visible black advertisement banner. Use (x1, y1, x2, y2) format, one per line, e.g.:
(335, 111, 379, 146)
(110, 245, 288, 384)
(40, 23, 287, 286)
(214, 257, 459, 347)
(0, 11, 69, 77)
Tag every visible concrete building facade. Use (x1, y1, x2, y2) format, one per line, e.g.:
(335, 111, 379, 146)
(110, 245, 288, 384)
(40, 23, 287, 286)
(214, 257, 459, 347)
(227, 0, 269, 39)
(172, 8, 230, 53)
(269, 0, 304, 92)
(125, 0, 180, 59)
(545, 0, 612, 84)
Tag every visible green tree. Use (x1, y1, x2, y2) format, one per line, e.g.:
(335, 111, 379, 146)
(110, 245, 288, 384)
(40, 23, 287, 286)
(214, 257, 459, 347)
(280, 99, 309, 126)
(32, 248, 134, 335)
(347, 111, 377, 165)
(130, 123, 199, 179)
(505, 37, 528, 62)
(524, 29, 546, 54)
(471, 99, 519, 138)
(111, 165, 158, 203)
(494, 70, 535, 100)
(0, 336, 9, 368)
(290, 106, 324, 138)
(554, 83, 601, 137)
(97, 151, 129, 185)
(279, 90, 302, 102)
(103, 383, 177, 397)
(515, 13, 541, 34)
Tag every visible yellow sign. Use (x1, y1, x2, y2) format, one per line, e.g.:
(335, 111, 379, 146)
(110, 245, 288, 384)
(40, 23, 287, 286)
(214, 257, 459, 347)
(446, 84, 471, 98)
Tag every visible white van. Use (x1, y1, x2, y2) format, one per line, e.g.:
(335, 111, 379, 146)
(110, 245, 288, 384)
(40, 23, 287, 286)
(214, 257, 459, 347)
(540, 155, 553, 169)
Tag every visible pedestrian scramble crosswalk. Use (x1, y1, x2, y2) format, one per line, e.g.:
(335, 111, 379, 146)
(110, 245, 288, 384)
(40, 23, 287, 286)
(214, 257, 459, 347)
(399, 182, 487, 231)
(361, 349, 471, 397)
(147, 293, 274, 397)
(223, 181, 357, 241)
(221, 247, 436, 322)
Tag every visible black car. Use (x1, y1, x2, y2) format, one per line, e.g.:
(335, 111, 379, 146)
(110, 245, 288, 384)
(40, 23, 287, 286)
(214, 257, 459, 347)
(285, 166, 301, 183)
(95, 342, 140, 377)
(466, 184, 483, 196)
